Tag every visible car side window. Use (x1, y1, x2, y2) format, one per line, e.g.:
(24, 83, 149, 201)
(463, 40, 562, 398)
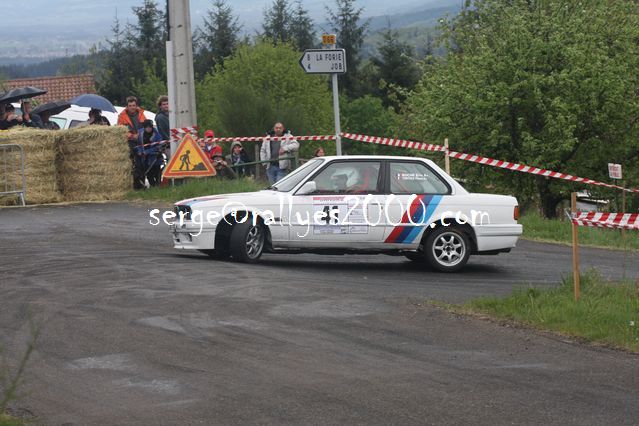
(313, 161, 382, 194)
(389, 162, 449, 195)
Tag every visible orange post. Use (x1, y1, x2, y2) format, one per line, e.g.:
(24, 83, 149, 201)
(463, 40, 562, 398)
(571, 192, 581, 302)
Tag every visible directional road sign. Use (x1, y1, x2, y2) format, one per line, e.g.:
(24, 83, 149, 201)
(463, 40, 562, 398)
(299, 49, 347, 74)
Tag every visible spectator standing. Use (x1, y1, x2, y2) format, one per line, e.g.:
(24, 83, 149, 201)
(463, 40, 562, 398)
(260, 122, 299, 184)
(21, 100, 43, 128)
(226, 141, 251, 177)
(117, 96, 147, 189)
(155, 95, 170, 142)
(137, 119, 163, 187)
(202, 129, 222, 162)
(314, 147, 325, 157)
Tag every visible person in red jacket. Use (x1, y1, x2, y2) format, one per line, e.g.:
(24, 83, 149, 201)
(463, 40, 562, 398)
(117, 96, 148, 189)
(201, 129, 222, 163)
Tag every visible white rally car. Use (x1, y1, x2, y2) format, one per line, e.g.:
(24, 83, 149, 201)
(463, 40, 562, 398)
(169, 155, 522, 272)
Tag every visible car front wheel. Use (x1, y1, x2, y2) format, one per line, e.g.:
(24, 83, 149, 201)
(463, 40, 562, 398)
(424, 227, 470, 272)
(230, 220, 265, 263)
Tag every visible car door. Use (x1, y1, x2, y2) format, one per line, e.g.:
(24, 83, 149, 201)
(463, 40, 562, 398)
(382, 160, 452, 247)
(288, 160, 386, 247)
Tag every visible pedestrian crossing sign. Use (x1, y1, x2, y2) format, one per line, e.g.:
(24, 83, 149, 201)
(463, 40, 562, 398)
(162, 134, 216, 179)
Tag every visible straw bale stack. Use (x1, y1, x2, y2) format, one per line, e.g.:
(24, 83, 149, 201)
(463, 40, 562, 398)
(0, 127, 61, 204)
(56, 126, 130, 201)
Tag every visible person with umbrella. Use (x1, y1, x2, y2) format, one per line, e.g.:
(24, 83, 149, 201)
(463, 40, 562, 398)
(137, 119, 163, 187)
(21, 99, 44, 128)
(87, 108, 110, 125)
(31, 100, 70, 130)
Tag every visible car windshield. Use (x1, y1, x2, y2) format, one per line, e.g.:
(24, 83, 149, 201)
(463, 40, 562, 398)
(269, 159, 324, 192)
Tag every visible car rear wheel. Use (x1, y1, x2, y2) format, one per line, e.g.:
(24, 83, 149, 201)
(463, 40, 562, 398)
(424, 227, 470, 272)
(229, 220, 265, 263)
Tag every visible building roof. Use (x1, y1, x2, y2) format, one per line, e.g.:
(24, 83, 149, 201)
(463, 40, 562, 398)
(4, 74, 96, 104)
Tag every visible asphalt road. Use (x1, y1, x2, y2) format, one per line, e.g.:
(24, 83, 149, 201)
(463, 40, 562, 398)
(1, 202, 638, 425)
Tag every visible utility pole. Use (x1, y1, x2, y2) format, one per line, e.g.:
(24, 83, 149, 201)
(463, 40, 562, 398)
(166, 0, 197, 156)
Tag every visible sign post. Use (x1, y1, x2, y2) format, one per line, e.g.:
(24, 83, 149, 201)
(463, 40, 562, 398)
(608, 163, 625, 237)
(299, 35, 346, 155)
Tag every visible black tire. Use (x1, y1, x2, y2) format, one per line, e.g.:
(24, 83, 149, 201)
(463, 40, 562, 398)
(404, 251, 424, 262)
(424, 226, 471, 272)
(229, 220, 265, 263)
(198, 249, 230, 260)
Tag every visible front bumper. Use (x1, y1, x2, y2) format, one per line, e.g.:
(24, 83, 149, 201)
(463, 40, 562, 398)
(170, 222, 217, 250)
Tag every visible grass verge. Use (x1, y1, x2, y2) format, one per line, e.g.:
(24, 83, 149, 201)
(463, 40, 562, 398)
(459, 270, 639, 352)
(125, 177, 266, 203)
(520, 213, 639, 251)
(0, 414, 22, 426)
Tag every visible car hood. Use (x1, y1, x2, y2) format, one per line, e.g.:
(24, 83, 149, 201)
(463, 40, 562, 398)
(175, 190, 279, 209)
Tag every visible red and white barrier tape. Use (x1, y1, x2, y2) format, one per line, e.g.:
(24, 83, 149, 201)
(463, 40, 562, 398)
(571, 212, 639, 230)
(340, 133, 639, 193)
(341, 133, 446, 152)
(137, 134, 336, 148)
(170, 126, 199, 136)
(201, 135, 336, 143)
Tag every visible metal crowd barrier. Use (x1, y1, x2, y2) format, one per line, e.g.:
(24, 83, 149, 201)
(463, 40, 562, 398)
(0, 144, 26, 206)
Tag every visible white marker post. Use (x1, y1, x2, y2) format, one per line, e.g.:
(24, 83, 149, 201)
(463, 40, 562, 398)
(299, 34, 346, 155)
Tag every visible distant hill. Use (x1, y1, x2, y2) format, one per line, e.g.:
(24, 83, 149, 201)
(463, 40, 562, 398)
(362, 3, 459, 58)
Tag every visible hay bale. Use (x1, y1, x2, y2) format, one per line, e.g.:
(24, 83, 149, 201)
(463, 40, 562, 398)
(56, 126, 131, 201)
(0, 127, 61, 205)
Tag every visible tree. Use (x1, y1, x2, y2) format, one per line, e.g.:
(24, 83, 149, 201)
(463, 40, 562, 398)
(371, 26, 421, 110)
(325, 0, 369, 97)
(196, 41, 333, 157)
(96, 16, 136, 104)
(289, 1, 315, 51)
(263, 0, 292, 45)
(95, 1, 166, 105)
(341, 95, 399, 155)
(131, 0, 166, 55)
(405, 0, 639, 217)
(195, 0, 241, 78)
(132, 60, 167, 111)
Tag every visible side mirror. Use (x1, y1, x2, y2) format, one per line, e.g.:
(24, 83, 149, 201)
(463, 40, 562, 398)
(297, 181, 317, 195)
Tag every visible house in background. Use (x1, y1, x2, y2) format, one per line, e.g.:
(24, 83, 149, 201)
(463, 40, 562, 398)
(3, 74, 96, 103)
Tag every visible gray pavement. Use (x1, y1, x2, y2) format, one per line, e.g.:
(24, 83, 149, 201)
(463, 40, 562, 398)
(1, 202, 638, 425)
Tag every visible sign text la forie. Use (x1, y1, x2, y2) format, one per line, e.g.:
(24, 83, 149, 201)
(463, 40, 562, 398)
(299, 48, 347, 74)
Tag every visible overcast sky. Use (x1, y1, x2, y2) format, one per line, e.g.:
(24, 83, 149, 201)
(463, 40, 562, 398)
(2, 0, 452, 35)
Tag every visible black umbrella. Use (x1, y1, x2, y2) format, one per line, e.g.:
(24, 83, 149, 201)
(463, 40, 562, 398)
(32, 100, 71, 116)
(0, 86, 47, 104)
(70, 94, 116, 113)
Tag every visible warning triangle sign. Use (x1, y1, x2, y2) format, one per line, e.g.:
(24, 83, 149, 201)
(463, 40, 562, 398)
(162, 134, 216, 179)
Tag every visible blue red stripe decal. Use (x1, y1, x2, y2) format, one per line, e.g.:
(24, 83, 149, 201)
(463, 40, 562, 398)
(384, 195, 442, 244)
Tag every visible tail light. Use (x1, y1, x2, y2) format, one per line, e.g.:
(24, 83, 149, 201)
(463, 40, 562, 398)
(513, 206, 520, 220)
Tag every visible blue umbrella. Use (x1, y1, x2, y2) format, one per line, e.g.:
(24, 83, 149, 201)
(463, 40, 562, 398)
(70, 94, 116, 113)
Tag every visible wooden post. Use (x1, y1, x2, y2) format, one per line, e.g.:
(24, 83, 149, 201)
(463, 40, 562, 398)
(444, 138, 450, 175)
(571, 192, 581, 302)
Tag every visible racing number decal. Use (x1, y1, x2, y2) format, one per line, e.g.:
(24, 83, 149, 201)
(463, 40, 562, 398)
(321, 205, 340, 225)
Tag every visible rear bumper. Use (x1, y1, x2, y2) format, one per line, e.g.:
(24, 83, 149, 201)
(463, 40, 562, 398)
(474, 224, 522, 252)
(170, 223, 216, 250)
